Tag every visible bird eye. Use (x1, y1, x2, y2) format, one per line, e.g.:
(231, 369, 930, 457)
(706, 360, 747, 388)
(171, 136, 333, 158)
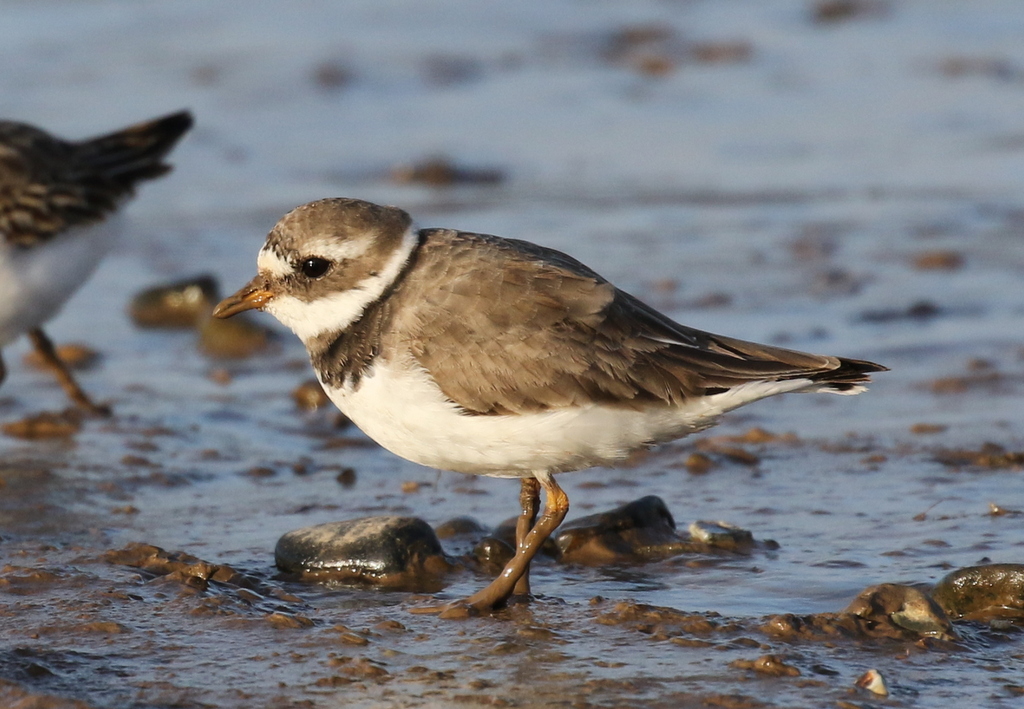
(299, 257, 331, 279)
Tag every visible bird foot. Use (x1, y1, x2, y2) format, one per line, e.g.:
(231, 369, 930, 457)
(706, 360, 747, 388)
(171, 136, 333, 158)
(409, 592, 533, 618)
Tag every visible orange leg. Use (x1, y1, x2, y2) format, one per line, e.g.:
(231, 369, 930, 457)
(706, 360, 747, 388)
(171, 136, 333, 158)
(413, 471, 568, 616)
(513, 477, 541, 596)
(27, 329, 110, 416)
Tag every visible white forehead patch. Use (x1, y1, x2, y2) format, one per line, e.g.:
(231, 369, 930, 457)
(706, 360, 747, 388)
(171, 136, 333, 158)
(257, 236, 372, 278)
(264, 226, 419, 345)
(257, 245, 291, 278)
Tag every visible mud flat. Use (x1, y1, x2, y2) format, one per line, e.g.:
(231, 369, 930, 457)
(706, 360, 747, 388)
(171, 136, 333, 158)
(3, 1, 1024, 707)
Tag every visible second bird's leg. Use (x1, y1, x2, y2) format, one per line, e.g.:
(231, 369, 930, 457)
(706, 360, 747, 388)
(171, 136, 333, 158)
(513, 477, 541, 596)
(27, 328, 110, 416)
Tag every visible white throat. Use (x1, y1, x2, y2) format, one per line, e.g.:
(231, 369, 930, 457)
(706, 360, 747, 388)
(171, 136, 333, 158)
(263, 226, 419, 345)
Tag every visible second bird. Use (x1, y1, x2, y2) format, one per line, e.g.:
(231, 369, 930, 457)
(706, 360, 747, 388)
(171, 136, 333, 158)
(0, 110, 193, 414)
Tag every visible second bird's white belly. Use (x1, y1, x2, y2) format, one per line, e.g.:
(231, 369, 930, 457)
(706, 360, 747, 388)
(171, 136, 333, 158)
(0, 219, 120, 347)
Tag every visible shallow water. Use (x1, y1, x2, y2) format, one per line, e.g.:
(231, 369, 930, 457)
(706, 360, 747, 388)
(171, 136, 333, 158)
(3, 1, 1024, 707)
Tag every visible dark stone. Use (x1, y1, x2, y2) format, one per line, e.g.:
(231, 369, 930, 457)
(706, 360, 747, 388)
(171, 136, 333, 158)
(931, 564, 1024, 621)
(275, 516, 454, 590)
(471, 536, 515, 572)
(435, 516, 488, 540)
(554, 496, 702, 565)
(129, 275, 219, 329)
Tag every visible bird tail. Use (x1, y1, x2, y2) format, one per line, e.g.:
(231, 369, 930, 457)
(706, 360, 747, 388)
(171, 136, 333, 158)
(800, 356, 889, 395)
(72, 110, 194, 186)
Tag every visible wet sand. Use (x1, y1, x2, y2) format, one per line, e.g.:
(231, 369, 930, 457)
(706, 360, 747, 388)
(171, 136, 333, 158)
(3, 1, 1024, 707)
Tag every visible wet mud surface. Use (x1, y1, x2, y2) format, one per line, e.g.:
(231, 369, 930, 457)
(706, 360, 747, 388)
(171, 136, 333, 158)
(4, 1, 1024, 707)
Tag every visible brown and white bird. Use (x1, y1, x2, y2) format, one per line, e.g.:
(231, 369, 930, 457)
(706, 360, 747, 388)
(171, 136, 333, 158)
(214, 197, 886, 614)
(0, 110, 193, 414)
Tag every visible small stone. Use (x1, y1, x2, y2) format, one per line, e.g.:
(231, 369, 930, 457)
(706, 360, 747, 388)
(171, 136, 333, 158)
(913, 250, 964, 271)
(129, 275, 219, 329)
(275, 516, 454, 589)
(811, 0, 887, 24)
(472, 537, 515, 571)
(331, 625, 370, 646)
(401, 480, 428, 493)
(684, 452, 714, 475)
(554, 496, 699, 564)
(266, 612, 314, 629)
(988, 503, 1021, 517)
(2, 410, 82, 439)
(391, 156, 504, 186)
(311, 60, 352, 91)
(198, 314, 273, 359)
(293, 379, 329, 411)
(434, 516, 487, 539)
(22, 343, 100, 371)
(845, 583, 955, 639)
(931, 564, 1024, 621)
(730, 654, 800, 677)
(335, 468, 357, 488)
(688, 520, 754, 551)
(855, 669, 889, 696)
(910, 423, 946, 435)
(243, 466, 277, 479)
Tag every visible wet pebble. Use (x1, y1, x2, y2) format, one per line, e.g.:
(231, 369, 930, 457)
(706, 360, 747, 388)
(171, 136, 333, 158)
(811, 0, 887, 24)
(293, 378, 330, 411)
(391, 156, 505, 187)
(22, 343, 100, 371)
(730, 654, 800, 677)
(198, 314, 273, 359)
(684, 452, 715, 475)
(471, 536, 516, 572)
(311, 60, 353, 92)
(763, 583, 955, 643)
(688, 521, 754, 552)
(275, 516, 455, 589)
(934, 443, 1024, 470)
(845, 583, 955, 639)
(931, 564, 1024, 621)
(859, 300, 942, 323)
(129, 275, 219, 329)
(555, 496, 700, 565)
(2, 410, 82, 439)
(335, 467, 357, 487)
(434, 516, 488, 539)
(913, 250, 964, 270)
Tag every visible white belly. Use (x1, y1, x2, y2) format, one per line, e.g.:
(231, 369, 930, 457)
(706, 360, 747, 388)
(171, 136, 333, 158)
(0, 218, 120, 346)
(319, 357, 813, 478)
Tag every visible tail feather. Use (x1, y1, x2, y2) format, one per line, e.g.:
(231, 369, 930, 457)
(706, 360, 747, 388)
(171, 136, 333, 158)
(802, 357, 888, 392)
(72, 110, 194, 186)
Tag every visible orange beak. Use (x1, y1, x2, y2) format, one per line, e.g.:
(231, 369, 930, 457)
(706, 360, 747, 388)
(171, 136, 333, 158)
(212, 278, 275, 318)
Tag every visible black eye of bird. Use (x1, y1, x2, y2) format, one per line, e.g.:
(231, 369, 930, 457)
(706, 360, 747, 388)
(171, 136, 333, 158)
(300, 257, 331, 279)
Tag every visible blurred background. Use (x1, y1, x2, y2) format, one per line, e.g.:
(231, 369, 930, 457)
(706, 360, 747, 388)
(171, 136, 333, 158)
(3, 1, 1024, 707)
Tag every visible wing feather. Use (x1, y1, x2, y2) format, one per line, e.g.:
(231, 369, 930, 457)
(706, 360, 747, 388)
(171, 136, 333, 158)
(389, 229, 885, 415)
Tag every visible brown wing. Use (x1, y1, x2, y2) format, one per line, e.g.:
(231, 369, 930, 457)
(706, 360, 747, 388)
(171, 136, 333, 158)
(0, 111, 193, 247)
(391, 229, 886, 415)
